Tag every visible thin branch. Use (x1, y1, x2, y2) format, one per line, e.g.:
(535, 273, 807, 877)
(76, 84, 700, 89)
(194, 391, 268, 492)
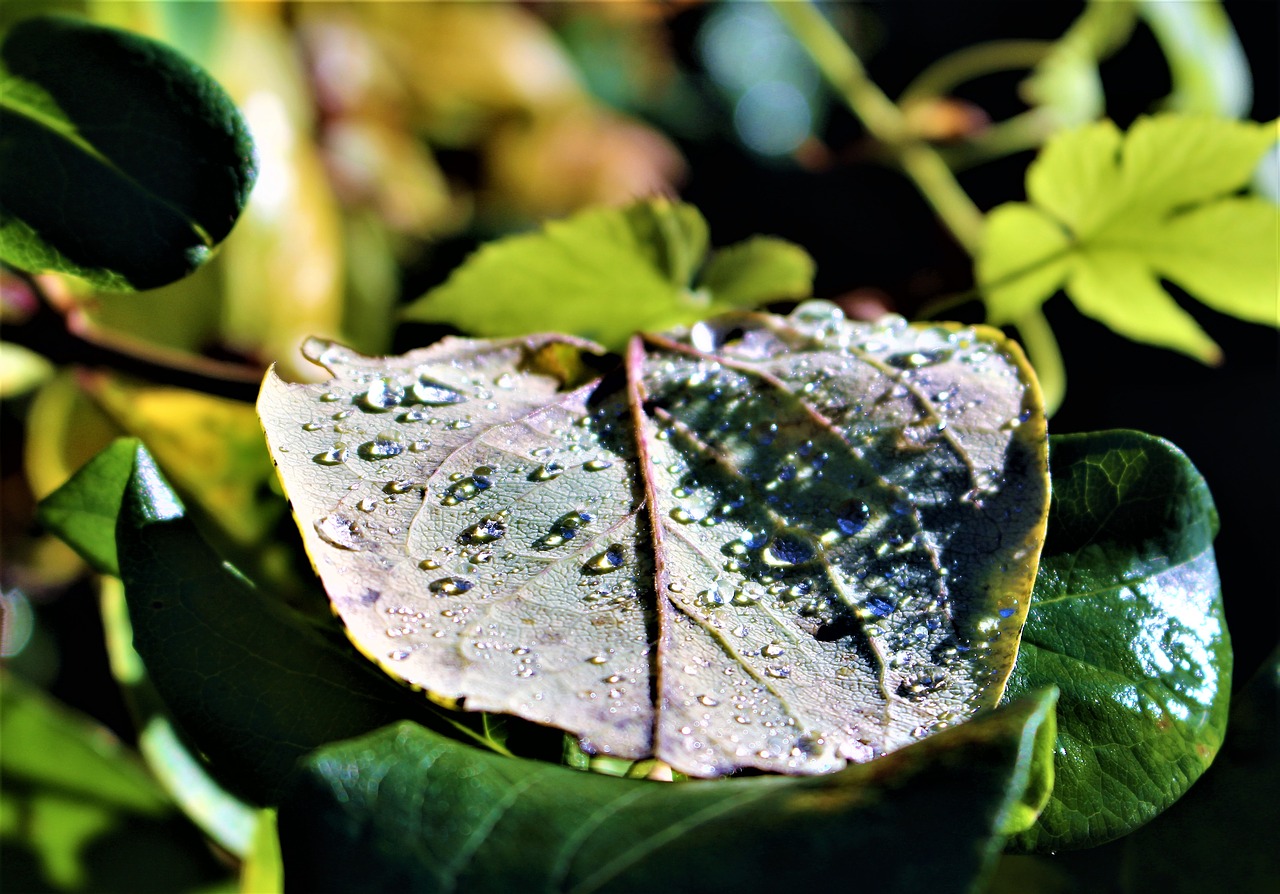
(2, 267, 263, 402)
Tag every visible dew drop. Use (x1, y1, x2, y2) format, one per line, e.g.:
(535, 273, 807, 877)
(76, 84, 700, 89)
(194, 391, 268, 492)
(459, 515, 507, 545)
(357, 498, 378, 512)
(314, 514, 364, 551)
(411, 376, 466, 406)
(362, 378, 404, 411)
(529, 461, 565, 481)
(588, 654, 609, 665)
(419, 558, 441, 571)
(360, 430, 406, 460)
(584, 544, 625, 575)
(761, 642, 785, 658)
(302, 421, 322, 432)
(766, 666, 791, 679)
(835, 500, 871, 536)
(538, 510, 593, 547)
(697, 695, 719, 707)
(318, 391, 341, 403)
(388, 650, 411, 661)
(583, 459, 613, 472)
(314, 443, 349, 465)
(669, 507, 697, 524)
(442, 474, 493, 505)
(429, 577, 474, 596)
(887, 349, 953, 370)
(762, 530, 818, 567)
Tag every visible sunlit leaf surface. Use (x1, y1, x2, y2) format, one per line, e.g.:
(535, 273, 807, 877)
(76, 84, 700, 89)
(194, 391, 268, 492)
(259, 302, 1049, 777)
(979, 114, 1279, 360)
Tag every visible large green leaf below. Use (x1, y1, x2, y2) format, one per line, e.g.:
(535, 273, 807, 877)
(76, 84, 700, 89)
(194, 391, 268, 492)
(1002, 430, 1231, 851)
(0, 15, 257, 290)
(259, 302, 1050, 777)
(277, 689, 1058, 894)
(111, 443, 471, 804)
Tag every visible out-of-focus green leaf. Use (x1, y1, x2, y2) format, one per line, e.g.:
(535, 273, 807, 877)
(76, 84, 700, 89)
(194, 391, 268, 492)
(1020, 0, 1137, 126)
(1003, 431, 1231, 851)
(239, 810, 283, 894)
(695, 235, 815, 309)
(1118, 649, 1279, 893)
(0, 15, 257, 290)
(113, 443, 465, 804)
(278, 690, 1058, 894)
(402, 199, 715, 351)
(0, 339, 54, 398)
(259, 304, 1049, 777)
(1138, 0, 1251, 118)
(86, 379, 282, 547)
(96, 576, 258, 857)
(979, 114, 1279, 361)
(35, 436, 137, 575)
(0, 673, 229, 892)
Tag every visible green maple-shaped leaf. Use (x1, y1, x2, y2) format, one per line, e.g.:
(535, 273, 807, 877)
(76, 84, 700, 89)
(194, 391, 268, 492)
(978, 114, 1278, 362)
(258, 302, 1050, 777)
(400, 199, 814, 352)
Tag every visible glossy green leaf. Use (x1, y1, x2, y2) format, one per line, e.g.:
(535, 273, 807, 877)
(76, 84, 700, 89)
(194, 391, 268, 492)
(113, 443, 464, 804)
(1002, 431, 1230, 851)
(0, 15, 257, 290)
(35, 436, 139, 576)
(978, 114, 1279, 361)
(0, 673, 228, 892)
(695, 235, 816, 309)
(278, 689, 1057, 894)
(259, 302, 1049, 777)
(400, 199, 813, 352)
(1119, 648, 1279, 893)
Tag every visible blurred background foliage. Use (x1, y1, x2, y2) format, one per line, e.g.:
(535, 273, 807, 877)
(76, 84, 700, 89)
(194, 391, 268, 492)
(1, 2, 1276, 892)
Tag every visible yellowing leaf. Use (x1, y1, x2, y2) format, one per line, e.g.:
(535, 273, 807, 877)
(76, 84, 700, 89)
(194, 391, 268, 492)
(979, 114, 1279, 361)
(258, 302, 1049, 777)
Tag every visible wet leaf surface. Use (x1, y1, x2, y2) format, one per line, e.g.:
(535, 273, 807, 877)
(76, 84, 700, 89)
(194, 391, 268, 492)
(278, 689, 1058, 894)
(1002, 431, 1230, 851)
(259, 303, 1050, 777)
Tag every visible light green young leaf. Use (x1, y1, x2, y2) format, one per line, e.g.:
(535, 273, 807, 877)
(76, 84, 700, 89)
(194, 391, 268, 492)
(696, 235, 815, 309)
(1020, 0, 1136, 127)
(258, 302, 1050, 778)
(400, 199, 813, 352)
(979, 114, 1279, 362)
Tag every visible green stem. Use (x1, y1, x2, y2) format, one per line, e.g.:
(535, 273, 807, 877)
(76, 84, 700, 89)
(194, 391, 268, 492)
(1013, 308, 1065, 417)
(899, 40, 1054, 106)
(769, 0, 985, 252)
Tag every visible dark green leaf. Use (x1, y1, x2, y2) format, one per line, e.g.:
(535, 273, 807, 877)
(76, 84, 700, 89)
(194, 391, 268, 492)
(114, 443, 462, 804)
(0, 673, 229, 893)
(1003, 430, 1230, 851)
(35, 436, 139, 575)
(259, 305, 1049, 777)
(278, 689, 1058, 894)
(0, 15, 257, 290)
(1118, 648, 1279, 893)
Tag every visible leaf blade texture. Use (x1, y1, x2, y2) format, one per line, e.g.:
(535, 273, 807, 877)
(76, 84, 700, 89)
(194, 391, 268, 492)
(0, 15, 257, 290)
(277, 689, 1059, 894)
(978, 114, 1279, 360)
(258, 303, 1050, 776)
(1002, 430, 1231, 851)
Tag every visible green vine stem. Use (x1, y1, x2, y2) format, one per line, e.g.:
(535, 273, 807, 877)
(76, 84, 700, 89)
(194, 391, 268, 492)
(898, 40, 1054, 107)
(1012, 308, 1066, 417)
(770, 0, 985, 252)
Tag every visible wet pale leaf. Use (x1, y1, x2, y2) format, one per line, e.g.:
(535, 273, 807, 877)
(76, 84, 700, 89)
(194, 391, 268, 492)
(978, 114, 1279, 361)
(278, 690, 1058, 894)
(259, 302, 1050, 777)
(1002, 431, 1230, 851)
